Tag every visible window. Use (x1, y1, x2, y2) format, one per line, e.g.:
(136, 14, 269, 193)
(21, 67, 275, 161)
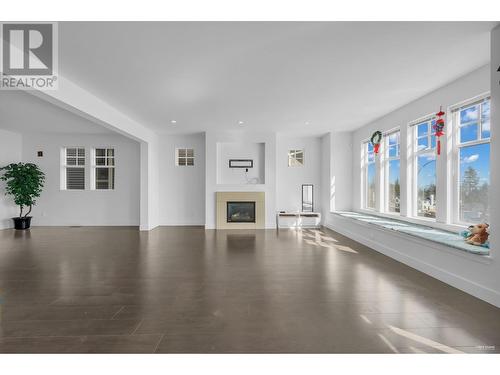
(288, 149, 304, 166)
(93, 148, 115, 190)
(365, 142, 376, 209)
(356, 93, 490, 242)
(412, 118, 437, 219)
(62, 147, 85, 190)
(176, 148, 194, 166)
(454, 96, 490, 223)
(385, 130, 400, 213)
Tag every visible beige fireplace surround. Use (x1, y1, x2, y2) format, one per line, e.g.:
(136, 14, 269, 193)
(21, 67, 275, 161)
(216, 192, 265, 229)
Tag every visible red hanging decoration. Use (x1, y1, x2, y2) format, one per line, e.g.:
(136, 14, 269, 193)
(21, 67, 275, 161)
(433, 106, 445, 155)
(370, 131, 382, 154)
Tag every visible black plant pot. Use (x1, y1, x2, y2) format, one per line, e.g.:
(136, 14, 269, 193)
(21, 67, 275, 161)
(13, 216, 32, 230)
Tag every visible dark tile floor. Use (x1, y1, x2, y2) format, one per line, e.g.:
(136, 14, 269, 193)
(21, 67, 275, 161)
(0, 226, 499, 353)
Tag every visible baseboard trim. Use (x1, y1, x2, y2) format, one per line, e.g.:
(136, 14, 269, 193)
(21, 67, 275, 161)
(324, 221, 500, 308)
(158, 223, 206, 227)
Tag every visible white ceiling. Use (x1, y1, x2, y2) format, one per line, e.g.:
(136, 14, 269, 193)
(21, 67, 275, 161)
(5, 22, 498, 136)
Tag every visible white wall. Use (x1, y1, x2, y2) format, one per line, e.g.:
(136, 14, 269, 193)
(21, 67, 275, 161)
(331, 132, 353, 212)
(320, 133, 332, 220)
(159, 133, 206, 226)
(323, 63, 500, 307)
(320, 132, 353, 221)
(0, 129, 23, 229)
(30, 77, 160, 231)
(205, 131, 277, 229)
(161, 133, 322, 226)
(217, 142, 265, 185)
(22, 133, 140, 226)
(276, 136, 322, 213)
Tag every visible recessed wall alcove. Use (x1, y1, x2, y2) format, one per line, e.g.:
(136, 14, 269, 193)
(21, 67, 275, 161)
(216, 142, 265, 185)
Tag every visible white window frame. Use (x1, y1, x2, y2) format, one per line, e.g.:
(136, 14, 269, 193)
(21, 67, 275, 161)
(383, 128, 401, 215)
(410, 114, 437, 221)
(362, 140, 376, 211)
(91, 147, 115, 190)
(288, 149, 304, 167)
(176, 148, 195, 166)
(451, 93, 491, 226)
(60, 147, 85, 190)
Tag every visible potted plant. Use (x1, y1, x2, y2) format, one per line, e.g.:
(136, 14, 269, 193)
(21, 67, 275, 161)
(0, 163, 45, 230)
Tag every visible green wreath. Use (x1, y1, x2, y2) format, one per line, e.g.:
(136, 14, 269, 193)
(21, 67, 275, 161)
(370, 131, 382, 146)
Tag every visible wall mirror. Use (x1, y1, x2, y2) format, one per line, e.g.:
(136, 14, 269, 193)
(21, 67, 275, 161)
(302, 184, 313, 212)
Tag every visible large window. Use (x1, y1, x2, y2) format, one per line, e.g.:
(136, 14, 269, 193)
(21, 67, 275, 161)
(454, 97, 490, 223)
(412, 118, 437, 219)
(62, 147, 85, 190)
(358, 93, 490, 242)
(385, 130, 400, 213)
(365, 142, 376, 209)
(93, 148, 115, 190)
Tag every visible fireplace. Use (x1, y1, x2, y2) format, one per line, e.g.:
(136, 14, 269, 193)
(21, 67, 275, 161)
(227, 201, 256, 223)
(216, 192, 264, 229)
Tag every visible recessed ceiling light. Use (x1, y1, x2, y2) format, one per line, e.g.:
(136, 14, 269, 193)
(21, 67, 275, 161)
(238, 121, 244, 125)
(171, 120, 177, 124)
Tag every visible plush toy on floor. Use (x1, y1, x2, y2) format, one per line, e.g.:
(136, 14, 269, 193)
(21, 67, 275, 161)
(461, 223, 489, 247)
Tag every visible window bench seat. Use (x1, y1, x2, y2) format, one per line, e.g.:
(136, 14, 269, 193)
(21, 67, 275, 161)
(333, 211, 490, 256)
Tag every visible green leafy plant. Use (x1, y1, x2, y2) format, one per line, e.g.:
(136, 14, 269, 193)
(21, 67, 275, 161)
(0, 163, 45, 218)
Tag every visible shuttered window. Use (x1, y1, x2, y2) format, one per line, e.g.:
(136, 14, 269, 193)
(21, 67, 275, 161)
(63, 147, 85, 190)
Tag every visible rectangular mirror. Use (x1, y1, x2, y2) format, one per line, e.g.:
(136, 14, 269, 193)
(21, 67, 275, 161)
(302, 184, 313, 212)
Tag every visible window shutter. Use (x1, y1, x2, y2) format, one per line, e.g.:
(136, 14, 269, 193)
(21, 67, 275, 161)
(66, 168, 85, 190)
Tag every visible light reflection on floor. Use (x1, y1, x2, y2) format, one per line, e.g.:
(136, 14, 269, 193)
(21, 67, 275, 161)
(378, 333, 400, 353)
(299, 229, 358, 253)
(387, 325, 464, 354)
(359, 313, 466, 354)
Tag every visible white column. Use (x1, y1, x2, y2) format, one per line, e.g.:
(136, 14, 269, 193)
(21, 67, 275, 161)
(140, 140, 159, 231)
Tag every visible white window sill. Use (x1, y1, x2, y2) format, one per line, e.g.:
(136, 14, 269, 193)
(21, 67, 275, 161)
(356, 209, 465, 233)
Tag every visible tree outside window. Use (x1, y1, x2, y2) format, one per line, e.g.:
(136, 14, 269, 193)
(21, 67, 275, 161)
(457, 99, 490, 223)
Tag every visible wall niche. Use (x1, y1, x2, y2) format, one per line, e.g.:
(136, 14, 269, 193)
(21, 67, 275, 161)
(216, 142, 265, 185)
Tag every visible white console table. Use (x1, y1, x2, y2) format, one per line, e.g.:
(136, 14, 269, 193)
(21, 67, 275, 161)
(276, 212, 322, 229)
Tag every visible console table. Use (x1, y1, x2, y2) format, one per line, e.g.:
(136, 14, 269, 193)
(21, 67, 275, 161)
(276, 212, 322, 229)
